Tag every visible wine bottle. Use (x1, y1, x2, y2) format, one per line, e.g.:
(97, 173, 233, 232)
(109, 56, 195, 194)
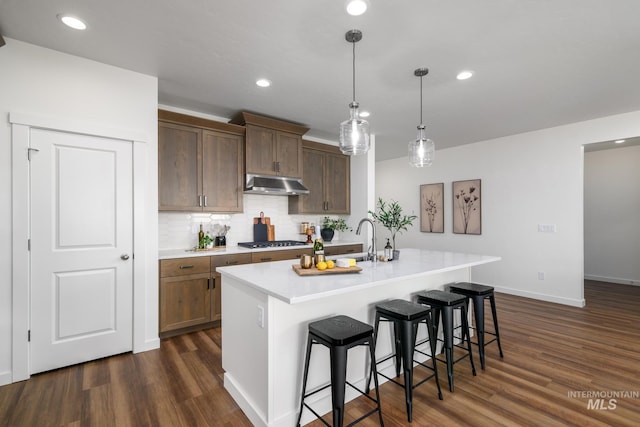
(198, 224, 205, 249)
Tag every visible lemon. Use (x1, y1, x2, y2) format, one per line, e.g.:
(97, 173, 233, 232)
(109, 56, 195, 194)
(326, 260, 335, 269)
(316, 261, 328, 270)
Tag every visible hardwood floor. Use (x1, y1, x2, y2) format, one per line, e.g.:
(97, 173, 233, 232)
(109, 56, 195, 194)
(1, 280, 639, 426)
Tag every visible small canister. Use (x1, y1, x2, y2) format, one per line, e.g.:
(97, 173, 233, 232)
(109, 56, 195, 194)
(300, 254, 313, 269)
(301, 222, 309, 234)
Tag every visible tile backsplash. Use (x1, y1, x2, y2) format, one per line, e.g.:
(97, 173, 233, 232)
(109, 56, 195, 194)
(159, 194, 354, 249)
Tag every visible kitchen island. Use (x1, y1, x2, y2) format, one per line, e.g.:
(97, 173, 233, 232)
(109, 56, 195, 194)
(218, 248, 500, 427)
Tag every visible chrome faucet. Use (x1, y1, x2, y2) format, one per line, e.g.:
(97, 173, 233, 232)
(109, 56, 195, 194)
(356, 218, 378, 263)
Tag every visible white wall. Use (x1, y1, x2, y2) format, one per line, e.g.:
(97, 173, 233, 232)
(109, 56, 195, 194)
(584, 145, 640, 285)
(0, 39, 159, 384)
(375, 111, 640, 306)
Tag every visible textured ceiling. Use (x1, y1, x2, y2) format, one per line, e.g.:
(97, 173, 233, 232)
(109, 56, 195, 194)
(2, 0, 640, 161)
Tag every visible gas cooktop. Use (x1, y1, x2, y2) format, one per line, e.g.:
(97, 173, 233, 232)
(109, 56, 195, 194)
(237, 240, 308, 249)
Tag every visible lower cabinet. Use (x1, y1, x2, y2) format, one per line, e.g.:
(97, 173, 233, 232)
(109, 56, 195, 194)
(159, 245, 362, 337)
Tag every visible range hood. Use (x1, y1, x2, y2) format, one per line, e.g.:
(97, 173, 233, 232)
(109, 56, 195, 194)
(244, 173, 309, 195)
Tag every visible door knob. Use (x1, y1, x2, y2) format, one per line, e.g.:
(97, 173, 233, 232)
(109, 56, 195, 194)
(121, 254, 130, 260)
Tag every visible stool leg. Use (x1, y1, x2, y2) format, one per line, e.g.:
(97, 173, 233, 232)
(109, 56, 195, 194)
(471, 294, 486, 370)
(398, 319, 415, 422)
(393, 320, 402, 377)
(329, 345, 348, 427)
(425, 313, 443, 400)
(489, 294, 504, 358)
(365, 312, 381, 394)
(296, 336, 314, 427)
(368, 338, 385, 427)
(461, 301, 477, 377)
(441, 306, 455, 392)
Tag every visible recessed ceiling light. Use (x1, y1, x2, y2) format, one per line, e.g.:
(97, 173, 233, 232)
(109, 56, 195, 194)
(346, 0, 368, 16)
(256, 79, 271, 88)
(359, 111, 370, 118)
(58, 14, 87, 30)
(614, 139, 625, 144)
(456, 70, 473, 80)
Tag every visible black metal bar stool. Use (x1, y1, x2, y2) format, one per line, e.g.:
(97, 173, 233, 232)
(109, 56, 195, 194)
(448, 282, 504, 369)
(365, 299, 442, 422)
(416, 290, 476, 392)
(296, 315, 384, 427)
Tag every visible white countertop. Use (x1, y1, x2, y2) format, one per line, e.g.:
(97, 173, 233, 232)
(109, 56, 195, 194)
(218, 248, 501, 304)
(158, 240, 362, 260)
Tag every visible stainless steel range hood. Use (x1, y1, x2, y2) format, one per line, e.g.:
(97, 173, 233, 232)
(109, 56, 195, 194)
(244, 173, 309, 195)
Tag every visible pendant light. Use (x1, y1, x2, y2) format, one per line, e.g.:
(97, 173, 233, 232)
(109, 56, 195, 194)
(409, 67, 435, 167)
(339, 29, 370, 155)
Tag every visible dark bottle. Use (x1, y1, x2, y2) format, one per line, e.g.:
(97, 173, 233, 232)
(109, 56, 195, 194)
(384, 238, 393, 261)
(198, 224, 205, 249)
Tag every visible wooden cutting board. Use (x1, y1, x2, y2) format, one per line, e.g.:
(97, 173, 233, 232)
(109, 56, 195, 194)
(292, 265, 362, 276)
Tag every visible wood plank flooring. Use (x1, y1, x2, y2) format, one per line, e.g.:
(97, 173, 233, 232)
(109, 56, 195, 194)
(1, 280, 639, 426)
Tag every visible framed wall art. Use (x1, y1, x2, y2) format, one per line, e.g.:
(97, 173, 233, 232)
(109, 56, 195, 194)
(420, 183, 444, 233)
(453, 179, 481, 235)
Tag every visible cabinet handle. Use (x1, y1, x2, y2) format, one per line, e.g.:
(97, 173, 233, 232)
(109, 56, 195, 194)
(225, 260, 239, 265)
(260, 257, 272, 262)
(179, 265, 194, 269)
(198, 195, 203, 207)
(345, 249, 355, 253)
(207, 278, 212, 289)
(204, 195, 208, 207)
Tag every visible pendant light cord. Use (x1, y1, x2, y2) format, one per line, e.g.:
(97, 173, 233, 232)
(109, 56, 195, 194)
(352, 40, 356, 102)
(419, 74, 423, 125)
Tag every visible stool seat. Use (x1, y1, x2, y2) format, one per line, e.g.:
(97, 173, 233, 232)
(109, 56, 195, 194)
(417, 289, 466, 306)
(448, 282, 494, 296)
(375, 299, 432, 321)
(309, 315, 373, 346)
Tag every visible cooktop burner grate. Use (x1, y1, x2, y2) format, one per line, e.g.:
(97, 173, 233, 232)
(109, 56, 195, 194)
(237, 240, 308, 249)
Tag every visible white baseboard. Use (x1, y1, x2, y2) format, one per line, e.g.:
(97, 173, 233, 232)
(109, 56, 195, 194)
(493, 286, 585, 307)
(584, 274, 640, 287)
(0, 370, 13, 386)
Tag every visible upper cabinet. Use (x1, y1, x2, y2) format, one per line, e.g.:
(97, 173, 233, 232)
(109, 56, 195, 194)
(289, 140, 350, 214)
(230, 112, 308, 178)
(158, 110, 245, 212)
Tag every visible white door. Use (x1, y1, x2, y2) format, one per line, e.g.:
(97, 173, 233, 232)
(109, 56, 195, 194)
(29, 128, 133, 374)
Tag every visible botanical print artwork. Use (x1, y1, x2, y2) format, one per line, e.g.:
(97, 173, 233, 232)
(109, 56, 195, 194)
(453, 179, 481, 235)
(420, 183, 444, 233)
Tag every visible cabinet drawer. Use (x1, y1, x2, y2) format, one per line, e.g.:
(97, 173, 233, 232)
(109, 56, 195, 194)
(251, 248, 311, 263)
(211, 253, 252, 271)
(160, 257, 210, 277)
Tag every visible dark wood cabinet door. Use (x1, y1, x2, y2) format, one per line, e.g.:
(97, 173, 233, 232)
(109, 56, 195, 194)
(202, 130, 244, 212)
(299, 149, 325, 212)
(324, 152, 350, 214)
(159, 273, 211, 332)
(245, 125, 277, 175)
(158, 122, 202, 210)
(276, 131, 302, 177)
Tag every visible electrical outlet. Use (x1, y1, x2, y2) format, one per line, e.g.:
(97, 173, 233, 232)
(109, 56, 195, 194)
(538, 272, 545, 280)
(257, 305, 264, 328)
(538, 224, 557, 233)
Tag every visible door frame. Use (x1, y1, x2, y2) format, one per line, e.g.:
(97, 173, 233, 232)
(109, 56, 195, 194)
(10, 112, 150, 382)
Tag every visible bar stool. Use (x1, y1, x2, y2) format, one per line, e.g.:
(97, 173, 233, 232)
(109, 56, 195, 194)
(448, 282, 504, 369)
(416, 290, 476, 392)
(365, 299, 443, 422)
(296, 315, 383, 427)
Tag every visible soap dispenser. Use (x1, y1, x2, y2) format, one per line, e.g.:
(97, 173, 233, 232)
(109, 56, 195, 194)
(384, 238, 393, 261)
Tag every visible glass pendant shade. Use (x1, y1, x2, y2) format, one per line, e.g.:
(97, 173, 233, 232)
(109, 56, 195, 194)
(409, 125, 434, 167)
(339, 102, 370, 155)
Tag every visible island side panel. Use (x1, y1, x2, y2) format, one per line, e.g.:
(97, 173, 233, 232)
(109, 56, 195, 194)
(269, 268, 470, 427)
(222, 276, 270, 427)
